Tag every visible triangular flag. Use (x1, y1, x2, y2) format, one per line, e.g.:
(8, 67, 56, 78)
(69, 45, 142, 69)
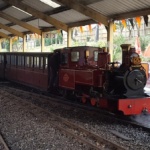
(61, 30, 63, 36)
(113, 23, 116, 32)
(98, 22, 101, 26)
(57, 29, 61, 34)
(122, 20, 127, 28)
(143, 15, 148, 27)
(79, 26, 83, 33)
(135, 17, 141, 27)
(129, 19, 134, 29)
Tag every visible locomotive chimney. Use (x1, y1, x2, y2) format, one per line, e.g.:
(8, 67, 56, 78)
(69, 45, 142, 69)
(121, 44, 131, 65)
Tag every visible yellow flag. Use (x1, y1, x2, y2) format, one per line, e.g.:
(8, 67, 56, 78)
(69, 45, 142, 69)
(113, 23, 116, 32)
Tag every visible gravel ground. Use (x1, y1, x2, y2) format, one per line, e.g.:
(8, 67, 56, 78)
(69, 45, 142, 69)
(0, 90, 88, 150)
(0, 87, 150, 150)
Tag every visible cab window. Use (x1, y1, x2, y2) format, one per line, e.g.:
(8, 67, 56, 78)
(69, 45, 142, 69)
(94, 51, 98, 61)
(61, 53, 68, 64)
(71, 51, 79, 62)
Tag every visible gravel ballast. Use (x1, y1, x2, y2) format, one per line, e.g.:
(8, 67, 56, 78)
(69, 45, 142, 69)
(0, 88, 150, 150)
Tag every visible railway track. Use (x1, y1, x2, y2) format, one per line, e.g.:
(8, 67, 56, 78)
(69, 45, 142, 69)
(0, 133, 9, 150)
(0, 86, 125, 150)
(1, 83, 150, 149)
(2, 83, 150, 132)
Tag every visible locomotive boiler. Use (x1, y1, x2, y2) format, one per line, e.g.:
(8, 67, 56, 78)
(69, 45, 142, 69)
(104, 44, 147, 98)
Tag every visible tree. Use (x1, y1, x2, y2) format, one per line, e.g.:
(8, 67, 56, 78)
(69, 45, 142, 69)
(113, 35, 126, 61)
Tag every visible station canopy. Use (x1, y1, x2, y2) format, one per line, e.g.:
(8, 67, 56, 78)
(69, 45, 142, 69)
(0, 0, 149, 37)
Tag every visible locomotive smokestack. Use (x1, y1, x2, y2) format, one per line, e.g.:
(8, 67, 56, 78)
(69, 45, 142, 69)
(120, 44, 131, 65)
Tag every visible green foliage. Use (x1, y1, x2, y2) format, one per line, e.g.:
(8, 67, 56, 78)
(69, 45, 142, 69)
(35, 39, 41, 46)
(140, 36, 150, 51)
(113, 35, 126, 61)
(57, 34, 63, 44)
(141, 55, 150, 62)
(45, 38, 51, 46)
(4, 40, 10, 52)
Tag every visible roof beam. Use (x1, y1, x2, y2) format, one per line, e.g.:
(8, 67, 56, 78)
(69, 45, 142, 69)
(0, 23, 24, 37)
(0, 31, 10, 38)
(2, 0, 68, 31)
(6, 6, 69, 26)
(55, 0, 109, 26)
(112, 8, 150, 20)
(42, 19, 96, 32)
(0, 12, 42, 35)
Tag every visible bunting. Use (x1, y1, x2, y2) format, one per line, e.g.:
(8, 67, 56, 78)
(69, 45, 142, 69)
(128, 19, 134, 29)
(98, 22, 101, 26)
(113, 23, 116, 32)
(79, 26, 83, 33)
(143, 15, 148, 27)
(88, 24, 92, 34)
(57, 29, 61, 34)
(135, 17, 141, 27)
(12, 36, 18, 43)
(121, 19, 127, 28)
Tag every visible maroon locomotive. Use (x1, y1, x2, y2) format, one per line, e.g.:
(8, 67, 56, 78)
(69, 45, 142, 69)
(0, 45, 149, 115)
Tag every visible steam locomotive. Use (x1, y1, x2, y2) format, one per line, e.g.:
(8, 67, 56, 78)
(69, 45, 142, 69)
(0, 44, 149, 115)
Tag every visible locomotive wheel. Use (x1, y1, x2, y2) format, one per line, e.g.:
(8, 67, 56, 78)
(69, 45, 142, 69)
(59, 88, 67, 98)
(81, 95, 87, 104)
(90, 98, 97, 106)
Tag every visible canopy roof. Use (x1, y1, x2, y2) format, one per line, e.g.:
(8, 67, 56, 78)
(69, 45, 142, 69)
(0, 0, 149, 37)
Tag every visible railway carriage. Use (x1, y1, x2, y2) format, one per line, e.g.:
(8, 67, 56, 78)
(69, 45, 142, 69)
(0, 45, 150, 116)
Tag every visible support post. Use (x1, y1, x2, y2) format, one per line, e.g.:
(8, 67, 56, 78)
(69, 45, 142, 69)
(41, 32, 44, 52)
(9, 37, 12, 52)
(67, 28, 72, 47)
(107, 21, 114, 62)
(23, 35, 26, 52)
(0, 39, 1, 52)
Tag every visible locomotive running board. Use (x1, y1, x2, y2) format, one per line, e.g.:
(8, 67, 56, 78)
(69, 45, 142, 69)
(118, 97, 150, 115)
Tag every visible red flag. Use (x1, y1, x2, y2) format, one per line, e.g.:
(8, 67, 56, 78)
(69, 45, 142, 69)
(122, 20, 126, 28)
(135, 17, 141, 27)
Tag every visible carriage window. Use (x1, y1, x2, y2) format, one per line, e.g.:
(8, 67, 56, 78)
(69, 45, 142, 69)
(0, 55, 4, 63)
(44, 57, 48, 69)
(94, 51, 98, 61)
(40, 57, 43, 69)
(2, 55, 4, 63)
(6, 55, 10, 65)
(22, 56, 24, 67)
(34, 57, 39, 68)
(25, 56, 29, 67)
(37, 57, 39, 67)
(18, 55, 22, 66)
(34, 57, 37, 68)
(11, 55, 16, 66)
(71, 51, 79, 62)
(30, 56, 33, 68)
(61, 53, 68, 64)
